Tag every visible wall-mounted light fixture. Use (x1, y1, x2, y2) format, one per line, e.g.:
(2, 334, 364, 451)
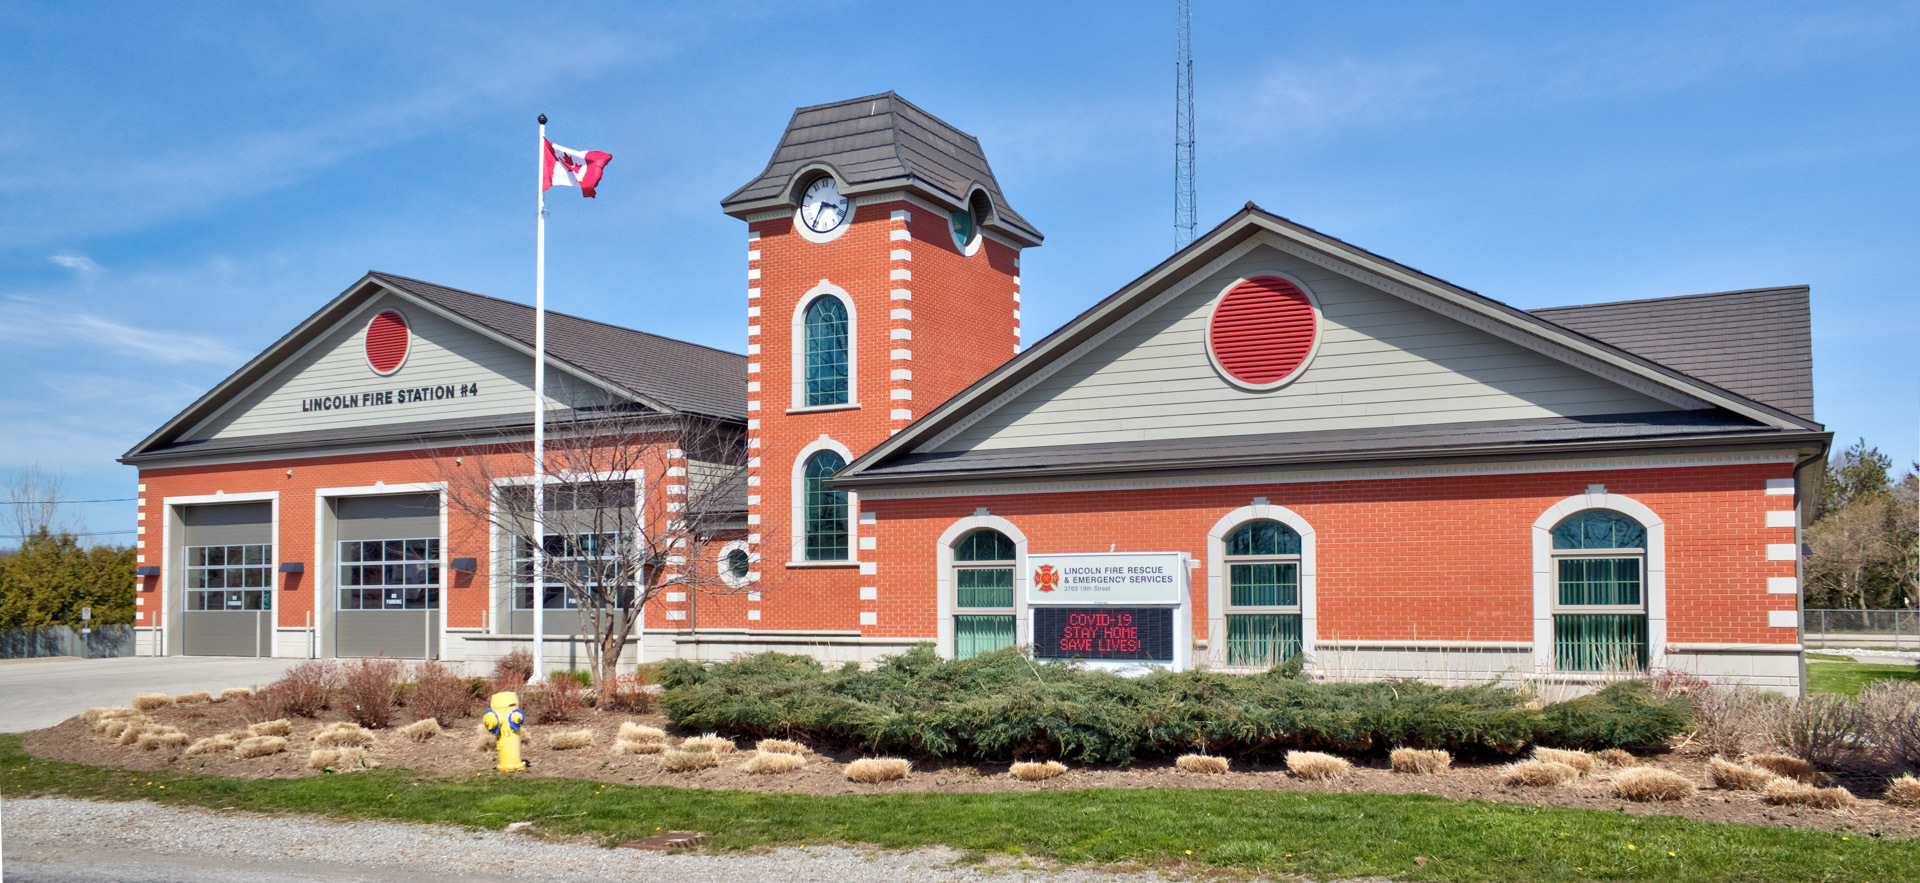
(450, 558, 478, 573)
(278, 562, 305, 574)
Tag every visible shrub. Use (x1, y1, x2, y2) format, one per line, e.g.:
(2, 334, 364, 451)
(1613, 767, 1695, 801)
(745, 751, 806, 774)
(681, 733, 736, 755)
(410, 661, 471, 727)
(1707, 756, 1778, 791)
(1763, 778, 1857, 809)
(314, 722, 375, 748)
(236, 736, 287, 758)
(549, 729, 594, 750)
(248, 719, 292, 737)
(568, 669, 593, 687)
(174, 692, 211, 705)
(1859, 680, 1920, 768)
(1743, 752, 1817, 782)
(491, 649, 534, 693)
(398, 718, 441, 742)
(1595, 748, 1636, 767)
(1774, 694, 1867, 768)
(1390, 748, 1451, 775)
(529, 671, 586, 724)
(219, 688, 252, 702)
(1176, 754, 1229, 775)
(600, 672, 653, 714)
(1286, 750, 1351, 781)
(1534, 681, 1691, 750)
(1690, 685, 1781, 758)
(340, 657, 403, 729)
(1504, 760, 1577, 787)
(1885, 774, 1920, 807)
(466, 677, 493, 700)
(756, 738, 807, 756)
(661, 748, 719, 772)
(249, 661, 335, 719)
(131, 693, 171, 711)
(619, 722, 667, 743)
(847, 757, 910, 782)
(1010, 760, 1068, 781)
(1532, 747, 1596, 776)
(185, 735, 236, 756)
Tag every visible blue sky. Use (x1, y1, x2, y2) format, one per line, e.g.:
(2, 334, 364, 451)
(2, 1, 1915, 540)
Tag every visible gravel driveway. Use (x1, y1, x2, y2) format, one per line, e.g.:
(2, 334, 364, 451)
(1, 797, 1199, 882)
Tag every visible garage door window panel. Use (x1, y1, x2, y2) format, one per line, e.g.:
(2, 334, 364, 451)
(338, 538, 440, 611)
(185, 543, 272, 612)
(512, 532, 635, 610)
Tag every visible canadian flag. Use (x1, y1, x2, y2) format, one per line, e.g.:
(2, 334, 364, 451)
(543, 139, 612, 198)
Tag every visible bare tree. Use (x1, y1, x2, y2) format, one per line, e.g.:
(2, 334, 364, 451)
(4, 465, 69, 543)
(435, 406, 752, 692)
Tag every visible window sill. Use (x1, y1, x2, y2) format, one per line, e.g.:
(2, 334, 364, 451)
(786, 560, 860, 569)
(786, 403, 861, 415)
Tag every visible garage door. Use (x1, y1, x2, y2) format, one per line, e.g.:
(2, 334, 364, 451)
(334, 493, 441, 658)
(180, 502, 274, 657)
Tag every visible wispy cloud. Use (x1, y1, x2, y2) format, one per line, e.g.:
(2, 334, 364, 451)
(48, 251, 104, 278)
(0, 295, 243, 365)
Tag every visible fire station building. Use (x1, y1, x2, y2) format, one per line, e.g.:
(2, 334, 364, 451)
(121, 92, 1829, 690)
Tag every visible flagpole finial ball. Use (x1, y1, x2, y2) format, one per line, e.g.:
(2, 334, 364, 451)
(538, 114, 547, 125)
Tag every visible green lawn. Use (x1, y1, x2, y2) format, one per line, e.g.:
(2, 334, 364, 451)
(2, 735, 1912, 882)
(1806, 657, 1920, 696)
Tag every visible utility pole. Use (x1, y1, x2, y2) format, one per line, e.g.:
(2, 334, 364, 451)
(1174, 0, 1196, 250)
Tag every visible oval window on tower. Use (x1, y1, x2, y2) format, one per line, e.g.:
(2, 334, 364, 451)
(364, 310, 410, 375)
(1206, 276, 1318, 390)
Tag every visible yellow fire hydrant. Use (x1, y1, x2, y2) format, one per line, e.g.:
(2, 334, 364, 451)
(481, 691, 527, 771)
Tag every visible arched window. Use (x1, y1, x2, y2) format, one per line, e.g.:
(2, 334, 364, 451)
(952, 529, 1015, 659)
(802, 296, 849, 407)
(802, 450, 848, 560)
(1551, 510, 1648, 672)
(1223, 520, 1302, 666)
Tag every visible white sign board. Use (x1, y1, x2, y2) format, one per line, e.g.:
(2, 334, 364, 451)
(1026, 551, 1187, 605)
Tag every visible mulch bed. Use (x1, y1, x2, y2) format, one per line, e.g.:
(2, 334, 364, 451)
(27, 696, 1920, 839)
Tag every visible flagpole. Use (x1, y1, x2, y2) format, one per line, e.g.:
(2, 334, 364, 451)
(532, 113, 548, 679)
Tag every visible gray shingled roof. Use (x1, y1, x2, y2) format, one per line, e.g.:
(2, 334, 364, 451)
(1529, 287, 1814, 422)
(721, 92, 1041, 244)
(372, 273, 746, 420)
(837, 411, 1812, 486)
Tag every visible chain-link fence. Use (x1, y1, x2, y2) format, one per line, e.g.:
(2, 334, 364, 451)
(1803, 610, 1919, 651)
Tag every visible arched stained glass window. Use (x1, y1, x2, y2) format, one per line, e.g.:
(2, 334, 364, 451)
(1223, 520, 1302, 667)
(802, 451, 848, 561)
(803, 297, 849, 407)
(952, 528, 1015, 659)
(1551, 510, 1648, 672)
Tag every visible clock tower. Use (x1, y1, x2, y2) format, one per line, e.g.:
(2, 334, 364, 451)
(717, 92, 1042, 651)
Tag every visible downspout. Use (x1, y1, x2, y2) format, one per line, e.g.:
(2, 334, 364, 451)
(1792, 445, 1830, 697)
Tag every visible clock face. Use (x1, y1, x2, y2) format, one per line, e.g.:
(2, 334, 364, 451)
(800, 177, 850, 233)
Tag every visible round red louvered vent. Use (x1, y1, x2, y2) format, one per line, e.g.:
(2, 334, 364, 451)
(1208, 276, 1317, 388)
(364, 310, 410, 375)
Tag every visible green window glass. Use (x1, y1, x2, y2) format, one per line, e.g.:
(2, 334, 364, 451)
(950, 209, 975, 246)
(803, 297, 849, 406)
(1550, 510, 1649, 672)
(726, 549, 750, 581)
(953, 528, 1015, 659)
(802, 451, 848, 561)
(1223, 520, 1303, 667)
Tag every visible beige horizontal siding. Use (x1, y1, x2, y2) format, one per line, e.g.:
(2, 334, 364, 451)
(938, 246, 1673, 453)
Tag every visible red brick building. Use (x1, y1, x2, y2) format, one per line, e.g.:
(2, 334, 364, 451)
(122, 93, 1828, 691)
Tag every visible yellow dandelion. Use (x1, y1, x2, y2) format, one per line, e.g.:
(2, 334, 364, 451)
(1668, 852, 1676, 857)
(1628, 844, 1636, 850)
(1184, 850, 1192, 855)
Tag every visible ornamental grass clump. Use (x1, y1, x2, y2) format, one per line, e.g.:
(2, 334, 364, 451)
(116, 724, 153, 746)
(1885, 774, 1920, 807)
(1707, 756, 1779, 791)
(1763, 778, 1858, 809)
(656, 647, 1688, 764)
(185, 735, 237, 756)
(1532, 747, 1596, 776)
(1613, 767, 1696, 802)
(1010, 760, 1068, 781)
(132, 693, 172, 711)
(661, 747, 719, 772)
(681, 733, 736, 755)
(309, 747, 370, 771)
(248, 719, 293, 738)
(1743, 752, 1817, 783)
(313, 722, 374, 748)
(236, 735, 287, 758)
(136, 729, 187, 751)
(219, 688, 252, 702)
(174, 691, 212, 705)
(1287, 751, 1351, 781)
(1596, 748, 1636, 767)
(756, 738, 807, 756)
(847, 757, 910, 783)
(549, 729, 594, 750)
(398, 718, 441, 742)
(1390, 748, 1452, 775)
(1176, 754, 1229, 775)
(1505, 760, 1578, 787)
(744, 751, 806, 774)
(613, 722, 667, 755)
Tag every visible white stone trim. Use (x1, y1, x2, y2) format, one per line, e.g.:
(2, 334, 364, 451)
(936, 514, 1029, 659)
(890, 288, 912, 300)
(890, 249, 912, 262)
(791, 280, 858, 411)
(1766, 478, 1795, 495)
(890, 389, 912, 400)
(860, 611, 878, 625)
(1206, 503, 1317, 668)
(890, 329, 912, 340)
(891, 308, 912, 321)
(890, 409, 912, 421)
(890, 369, 912, 381)
(791, 436, 858, 564)
(1765, 509, 1797, 528)
(891, 268, 911, 281)
(718, 539, 757, 588)
(1768, 610, 1799, 628)
(890, 349, 912, 361)
(1767, 577, 1798, 594)
(890, 229, 912, 242)
(1532, 492, 1666, 674)
(859, 586, 877, 600)
(1766, 543, 1797, 561)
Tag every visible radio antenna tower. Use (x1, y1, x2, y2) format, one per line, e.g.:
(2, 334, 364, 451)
(1174, 0, 1196, 249)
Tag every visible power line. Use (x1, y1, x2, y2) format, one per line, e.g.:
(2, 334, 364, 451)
(0, 530, 137, 539)
(4, 498, 137, 504)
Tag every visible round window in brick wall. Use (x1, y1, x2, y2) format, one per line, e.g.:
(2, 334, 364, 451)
(364, 310, 410, 375)
(1206, 276, 1318, 389)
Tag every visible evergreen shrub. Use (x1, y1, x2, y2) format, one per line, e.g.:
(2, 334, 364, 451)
(658, 646, 1689, 763)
